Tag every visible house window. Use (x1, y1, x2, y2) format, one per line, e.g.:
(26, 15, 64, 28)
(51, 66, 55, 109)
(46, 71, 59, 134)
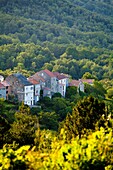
(31, 87, 33, 90)
(26, 93, 28, 96)
(63, 86, 65, 90)
(63, 91, 64, 96)
(36, 90, 38, 93)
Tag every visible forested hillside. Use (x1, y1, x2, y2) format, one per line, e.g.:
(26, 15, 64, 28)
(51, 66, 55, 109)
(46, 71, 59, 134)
(0, 0, 113, 79)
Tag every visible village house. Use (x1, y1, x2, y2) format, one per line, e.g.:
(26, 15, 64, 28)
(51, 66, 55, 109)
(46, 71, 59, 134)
(0, 75, 11, 100)
(1, 80, 11, 100)
(37, 69, 58, 98)
(6, 73, 34, 106)
(28, 77, 41, 104)
(80, 79, 94, 85)
(53, 72, 69, 97)
(69, 79, 85, 92)
(37, 69, 70, 98)
(0, 82, 6, 100)
(3, 70, 95, 105)
(43, 87, 51, 98)
(69, 79, 95, 93)
(31, 73, 46, 89)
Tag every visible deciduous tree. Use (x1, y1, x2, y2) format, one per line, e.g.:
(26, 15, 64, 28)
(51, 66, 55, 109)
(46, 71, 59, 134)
(5, 103, 39, 145)
(62, 96, 107, 139)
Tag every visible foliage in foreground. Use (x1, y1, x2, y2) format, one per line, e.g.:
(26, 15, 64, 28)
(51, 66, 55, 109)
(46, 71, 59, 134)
(62, 96, 107, 139)
(0, 127, 113, 170)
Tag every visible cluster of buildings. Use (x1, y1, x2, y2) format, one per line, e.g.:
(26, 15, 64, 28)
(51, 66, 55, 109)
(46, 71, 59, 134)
(0, 69, 94, 106)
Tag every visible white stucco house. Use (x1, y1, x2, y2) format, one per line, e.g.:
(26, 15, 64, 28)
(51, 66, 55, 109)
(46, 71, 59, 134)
(28, 77, 41, 104)
(24, 84, 34, 106)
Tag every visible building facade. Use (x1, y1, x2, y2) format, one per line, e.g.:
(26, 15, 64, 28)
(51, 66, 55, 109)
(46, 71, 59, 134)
(53, 72, 69, 97)
(38, 69, 58, 97)
(28, 77, 41, 104)
(0, 82, 6, 100)
(1, 80, 11, 100)
(69, 79, 84, 92)
(6, 73, 34, 106)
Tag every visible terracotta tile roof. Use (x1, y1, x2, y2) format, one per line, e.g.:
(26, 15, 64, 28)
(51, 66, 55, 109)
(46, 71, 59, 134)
(69, 80, 80, 87)
(0, 82, 5, 88)
(69, 79, 94, 87)
(53, 72, 68, 80)
(61, 73, 70, 78)
(43, 69, 55, 78)
(58, 74, 67, 80)
(53, 72, 60, 76)
(80, 79, 94, 84)
(28, 77, 40, 85)
(32, 74, 45, 82)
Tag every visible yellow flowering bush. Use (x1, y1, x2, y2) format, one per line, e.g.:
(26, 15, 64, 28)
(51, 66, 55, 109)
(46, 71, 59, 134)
(0, 128, 113, 170)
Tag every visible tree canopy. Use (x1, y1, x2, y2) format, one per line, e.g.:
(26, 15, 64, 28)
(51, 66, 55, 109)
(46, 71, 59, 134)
(62, 96, 108, 139)
(0, 0, 113, 80)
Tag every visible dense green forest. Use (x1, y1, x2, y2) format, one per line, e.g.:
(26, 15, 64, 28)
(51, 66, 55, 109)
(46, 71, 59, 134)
(0, 1, 113, 169)
(0, 0, 113, 80)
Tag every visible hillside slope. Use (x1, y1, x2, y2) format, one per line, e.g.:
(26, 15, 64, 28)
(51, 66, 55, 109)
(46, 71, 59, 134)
(0, 0, 113, 79)
(1, 0, 113, 47)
